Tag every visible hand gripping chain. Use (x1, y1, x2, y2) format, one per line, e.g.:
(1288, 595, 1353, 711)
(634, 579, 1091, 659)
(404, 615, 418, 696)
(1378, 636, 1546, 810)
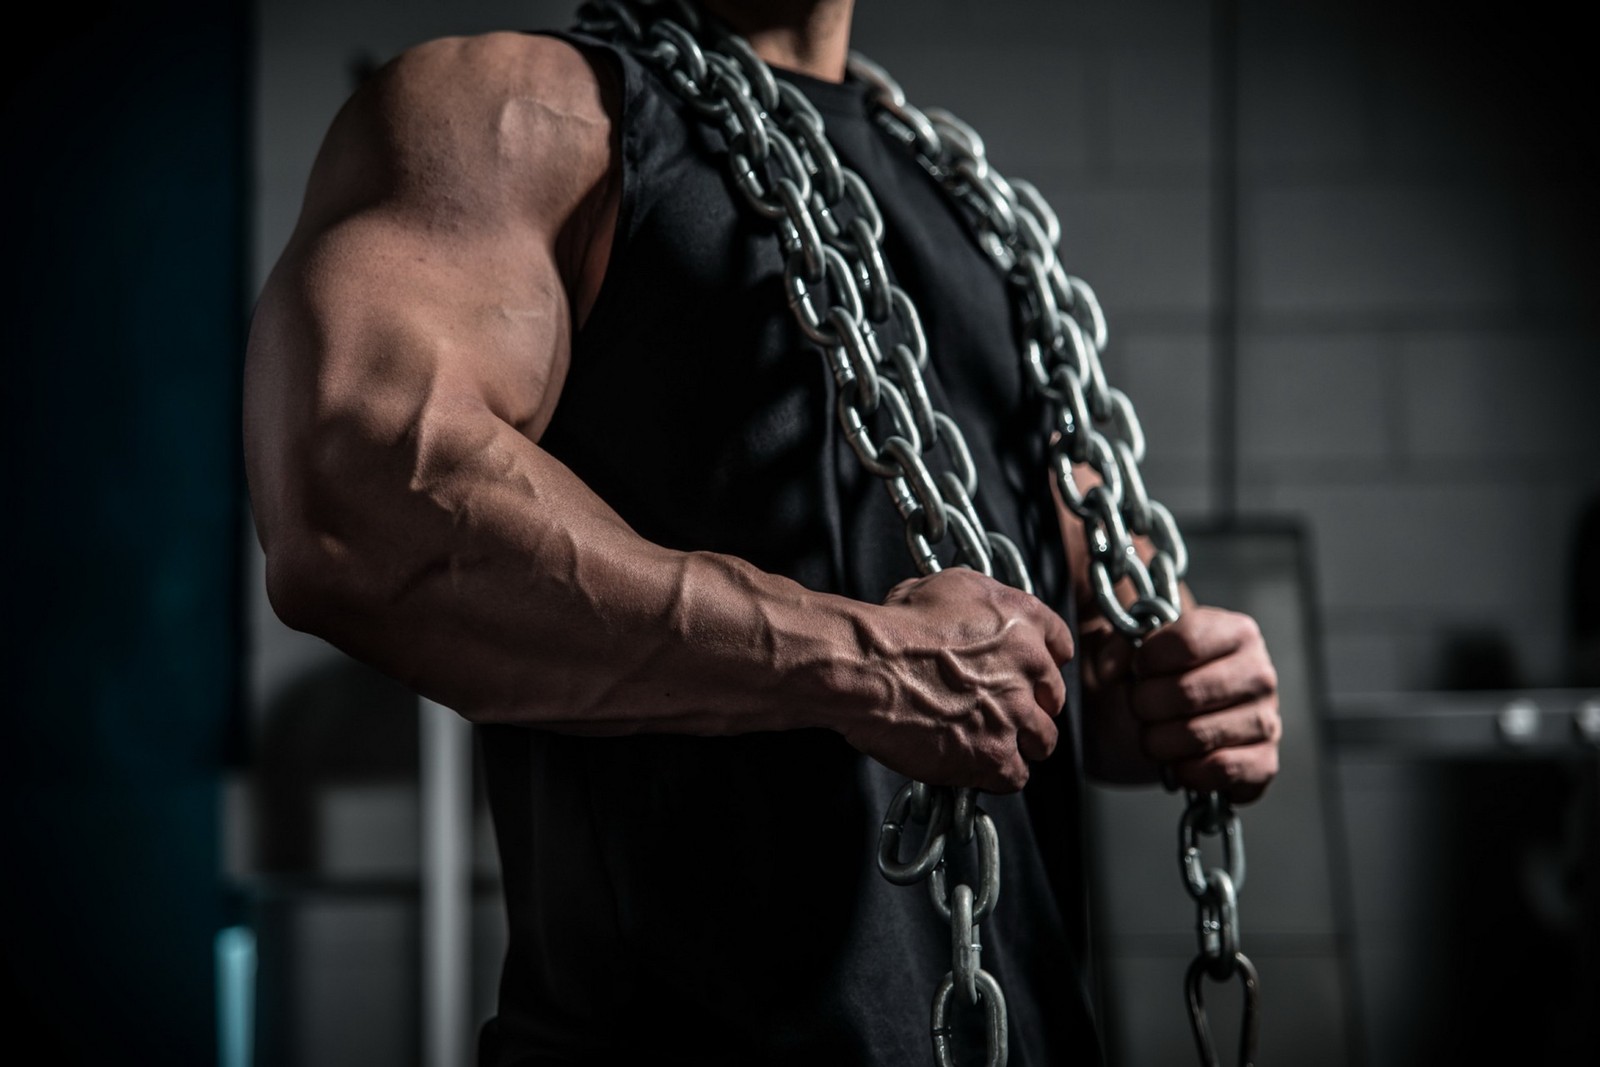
(575, 3, 1257, 1063)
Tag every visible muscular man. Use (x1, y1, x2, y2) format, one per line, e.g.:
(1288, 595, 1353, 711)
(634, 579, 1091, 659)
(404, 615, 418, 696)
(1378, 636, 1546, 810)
(244, 2, 1281, 1063)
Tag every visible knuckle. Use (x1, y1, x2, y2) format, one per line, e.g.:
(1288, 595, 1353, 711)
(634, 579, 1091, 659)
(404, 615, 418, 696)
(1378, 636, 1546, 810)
(972, 569, 1005, 593)
(1007, 590, 1041, 624)
(1209, 749, 1247, 788)
(1216, 604, 1254, 646)
(1005, 759, 1030, 791)
(925, 571, 960, 598)
(1177, 625, 1205, 661)
(1254, 660, 1278, 696)
(1233, 611, 1262, 644)
(1039, 647, 1065, 681)
(1038, 719, 1060, 757)
(1257, 703, 1283, 743)
(1177, 674, 1209, 710)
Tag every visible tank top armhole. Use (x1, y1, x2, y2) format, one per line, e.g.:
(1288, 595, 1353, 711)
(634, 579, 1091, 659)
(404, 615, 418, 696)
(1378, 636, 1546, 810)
(523, 29, 642, 348)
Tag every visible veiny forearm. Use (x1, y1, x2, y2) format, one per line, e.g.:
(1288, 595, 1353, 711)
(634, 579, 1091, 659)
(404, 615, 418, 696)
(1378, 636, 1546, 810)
(245, 258, 1073, 786)
(245, 34, 882, 743)
(269, 399, 879, 735)
(244, 29, 1081, 790)
(247, 223, 880, 739)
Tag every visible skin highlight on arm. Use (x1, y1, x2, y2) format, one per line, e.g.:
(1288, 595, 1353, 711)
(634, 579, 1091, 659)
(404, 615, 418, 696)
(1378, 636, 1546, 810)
(244, 30, 1072, 795)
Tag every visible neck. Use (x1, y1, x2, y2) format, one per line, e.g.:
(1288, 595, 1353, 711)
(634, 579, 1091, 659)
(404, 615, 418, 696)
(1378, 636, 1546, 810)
(698, 0, 856, 83)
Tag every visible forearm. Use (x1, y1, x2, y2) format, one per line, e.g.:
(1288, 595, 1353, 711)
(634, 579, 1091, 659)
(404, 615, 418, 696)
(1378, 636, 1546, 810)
(244, 37, 879, 746)
(265, 403, 877, 735)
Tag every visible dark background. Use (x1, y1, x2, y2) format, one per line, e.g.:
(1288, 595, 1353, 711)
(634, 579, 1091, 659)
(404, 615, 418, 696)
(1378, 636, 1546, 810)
(5, 0, 1596, 1063)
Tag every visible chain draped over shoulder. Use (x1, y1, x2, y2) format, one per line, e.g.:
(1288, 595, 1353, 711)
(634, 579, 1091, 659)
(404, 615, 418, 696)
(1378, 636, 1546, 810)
(572, 3, 1259, 1065)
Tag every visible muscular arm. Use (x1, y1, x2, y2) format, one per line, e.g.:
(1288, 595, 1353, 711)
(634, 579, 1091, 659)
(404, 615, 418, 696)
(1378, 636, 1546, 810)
(244, 33, 1070, 792)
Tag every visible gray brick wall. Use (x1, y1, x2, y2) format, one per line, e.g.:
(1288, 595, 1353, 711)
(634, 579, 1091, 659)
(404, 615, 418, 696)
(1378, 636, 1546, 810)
(245, 3, 1599, 1065)
(853, 0, 1600, 697)
(251, 3, 1597, 710)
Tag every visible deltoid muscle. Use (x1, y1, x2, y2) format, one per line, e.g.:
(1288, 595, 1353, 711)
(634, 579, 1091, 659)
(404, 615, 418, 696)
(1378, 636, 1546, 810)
(575, 3, 1259, 1064)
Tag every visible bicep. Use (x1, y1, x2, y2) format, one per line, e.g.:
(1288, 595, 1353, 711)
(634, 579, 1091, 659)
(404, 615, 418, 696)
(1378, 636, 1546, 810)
(244, 208, 573, 527)
(243, 206, 588, 637)
(247, 31, 616, 467)
(302, 212, 572, 437)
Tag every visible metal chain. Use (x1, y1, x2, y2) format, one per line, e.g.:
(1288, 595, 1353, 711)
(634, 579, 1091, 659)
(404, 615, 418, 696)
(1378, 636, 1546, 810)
(846, 54, 1186, 638)
(573, 3, 1255, 1063)
(1179, 793, 1261, 1066)
(846, 50, 1260, 1067)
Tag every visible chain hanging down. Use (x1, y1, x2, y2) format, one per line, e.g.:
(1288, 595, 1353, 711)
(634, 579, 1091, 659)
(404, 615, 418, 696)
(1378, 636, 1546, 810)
(845, 51, 1261, 1067)
(575, 3, 1257, 1064)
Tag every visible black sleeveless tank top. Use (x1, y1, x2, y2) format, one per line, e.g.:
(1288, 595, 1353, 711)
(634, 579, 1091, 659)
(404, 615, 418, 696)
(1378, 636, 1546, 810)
(477, 30, 1103, 1067)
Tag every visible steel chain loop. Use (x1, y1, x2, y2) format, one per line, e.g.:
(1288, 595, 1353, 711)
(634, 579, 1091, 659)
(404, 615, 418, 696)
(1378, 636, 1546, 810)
(578, 8, 1017, 1060)
(576, 4, 1255, 1064)
(851, 44, 1258, 1067)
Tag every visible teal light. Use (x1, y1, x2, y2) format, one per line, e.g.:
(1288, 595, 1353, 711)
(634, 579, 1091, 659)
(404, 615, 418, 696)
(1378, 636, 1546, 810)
(216, 926, 256, 1067)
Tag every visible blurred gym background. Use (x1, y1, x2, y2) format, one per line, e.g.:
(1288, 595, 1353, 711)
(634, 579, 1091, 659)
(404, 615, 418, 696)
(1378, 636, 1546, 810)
(6, 0, 1597, 1063)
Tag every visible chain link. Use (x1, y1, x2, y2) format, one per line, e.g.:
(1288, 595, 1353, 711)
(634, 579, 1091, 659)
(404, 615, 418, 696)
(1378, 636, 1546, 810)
(575, 4, 1255, 1063)
(1177, 793, 1260, 1066)
(854, 40, 1259, 1067)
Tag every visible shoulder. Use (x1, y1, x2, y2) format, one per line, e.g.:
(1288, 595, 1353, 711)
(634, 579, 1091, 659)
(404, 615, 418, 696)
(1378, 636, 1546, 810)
(298, 32, 620, 237)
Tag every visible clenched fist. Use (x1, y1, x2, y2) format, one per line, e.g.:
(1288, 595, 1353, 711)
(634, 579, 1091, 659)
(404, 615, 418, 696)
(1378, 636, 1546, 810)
(834, 568, 1074, 794)
(1083, 606, 1281, 803)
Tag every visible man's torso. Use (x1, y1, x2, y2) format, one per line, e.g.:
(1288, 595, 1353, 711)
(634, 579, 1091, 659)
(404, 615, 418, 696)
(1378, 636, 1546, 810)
(477, 31, 1100, 1066)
